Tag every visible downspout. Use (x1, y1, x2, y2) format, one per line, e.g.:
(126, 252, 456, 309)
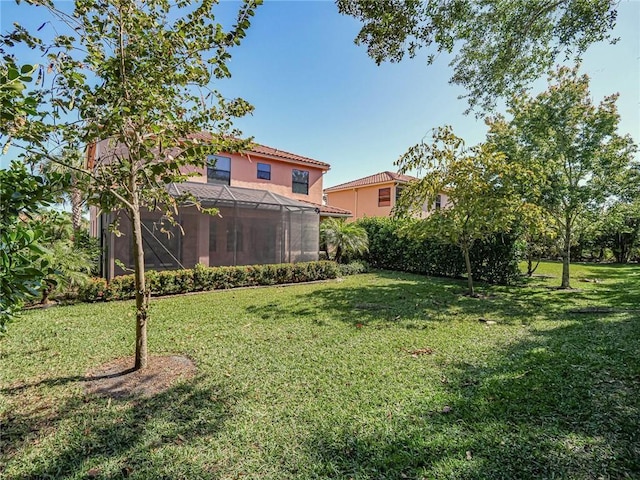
(354, 188, 358, 219)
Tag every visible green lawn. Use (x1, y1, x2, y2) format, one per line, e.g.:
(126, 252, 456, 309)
(1, 262, 639, 479)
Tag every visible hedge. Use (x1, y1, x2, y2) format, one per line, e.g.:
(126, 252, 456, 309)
(355, 217, 521, 285)
(78, 261, 346, 302)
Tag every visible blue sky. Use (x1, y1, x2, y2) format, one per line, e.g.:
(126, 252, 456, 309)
(1, 0, 638, 188)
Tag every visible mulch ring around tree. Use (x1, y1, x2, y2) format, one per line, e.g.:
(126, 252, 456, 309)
(84, 355, 196, 399)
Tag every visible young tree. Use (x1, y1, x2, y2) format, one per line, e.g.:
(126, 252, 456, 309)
(14, 0, 261, 369)
(337, 0, 618, 113)
(394, 126, 533, 296)
(320, 218, 369, 264)
(487, 65, 637, 288)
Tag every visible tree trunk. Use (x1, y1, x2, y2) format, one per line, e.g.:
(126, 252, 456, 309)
(130, 195, 149, 371)
(462, 242, 474, 296)
(527, 256, 541, 277)
(41, 281, 53, 305)
(561, 219, 571, 289)
(70, 187, 83, 233)
(335, 245, 342, 264)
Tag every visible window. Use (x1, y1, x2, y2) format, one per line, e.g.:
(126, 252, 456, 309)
(435, 194, 442, 210)
(395, 186, 404, 204)
(378, 187, 391, 207)
(257, 163, 271, 180)
(207, 155, 231, 185)
(292, 169, 309, 195)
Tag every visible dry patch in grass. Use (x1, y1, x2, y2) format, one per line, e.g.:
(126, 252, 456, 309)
(84, 355, 196, 399)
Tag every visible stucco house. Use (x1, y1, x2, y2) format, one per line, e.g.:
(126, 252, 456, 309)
(324, 171, 448, 222)
(90, 138, 351, 279)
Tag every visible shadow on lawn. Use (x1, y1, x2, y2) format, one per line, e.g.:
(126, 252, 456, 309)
(1, 375, 235, 479)
(248, 272, 471, 329)
(249, 267, 640, 329)
(304, 314, 640, 479)
(575, 263, 640, 310)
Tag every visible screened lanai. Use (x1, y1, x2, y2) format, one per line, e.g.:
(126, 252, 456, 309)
(101, 182, 320, 279)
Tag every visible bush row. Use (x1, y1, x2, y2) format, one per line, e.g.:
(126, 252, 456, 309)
(78, 261, 354, 302)
(355, 217, 520, 285)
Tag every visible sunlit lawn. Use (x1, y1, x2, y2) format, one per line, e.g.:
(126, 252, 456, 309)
(1, 261, 639, 479)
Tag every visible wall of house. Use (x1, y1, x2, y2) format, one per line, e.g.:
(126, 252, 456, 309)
(325, 184, 451, 221)
(189, 152, 325, 205)
(91, 139, 326, 205)
(324, 189, 358, 219)
(325, 181, 396, 221)
(416, 192, 451, 219)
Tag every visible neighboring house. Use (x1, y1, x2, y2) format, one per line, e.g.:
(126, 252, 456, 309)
(324, 171, 448, 221)
(90, 137, 351, 279)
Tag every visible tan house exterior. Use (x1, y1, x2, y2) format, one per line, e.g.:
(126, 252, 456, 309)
(324, 171, 448, 221)
(90, 139, 350, 278)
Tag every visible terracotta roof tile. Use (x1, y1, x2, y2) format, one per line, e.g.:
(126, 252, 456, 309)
(247, 144, 330, 169)
(188, 133, 330, 169)
(298, 200, 352, 217)
(324, 171, 417, 192)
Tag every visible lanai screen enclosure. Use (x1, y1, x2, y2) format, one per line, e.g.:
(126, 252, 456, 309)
(97, 182, 320, 279)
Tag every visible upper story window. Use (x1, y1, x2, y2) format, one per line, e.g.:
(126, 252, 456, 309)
(378, 187, 391, 207)
(292, 169, 309, 195)
(207, 155, 231, 185)
(257, 162, 271, 180)
(395, 186, 404, 204)
(435, 194, 442, 210)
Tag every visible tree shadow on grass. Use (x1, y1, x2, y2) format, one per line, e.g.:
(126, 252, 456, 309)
(247, 268, 640, 331)
(303, 314, 640, 479)
(247, 271, 470, 329)
(574, 263, 640, 310)
(1, 374, 237, 479)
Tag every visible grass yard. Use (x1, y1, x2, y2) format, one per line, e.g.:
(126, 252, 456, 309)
(1, 262, 639, 479)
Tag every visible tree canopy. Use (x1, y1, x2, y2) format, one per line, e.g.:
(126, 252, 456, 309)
(487, 65, 637, 287)
(337, 0, 618, 113)
(394, 126, 535, 295)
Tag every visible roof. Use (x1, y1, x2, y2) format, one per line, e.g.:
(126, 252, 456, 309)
(298, 200, 352, 218)
(324, 171, 417, 192)
(189, 132, 330, 169)
(168, 182, 318, 212)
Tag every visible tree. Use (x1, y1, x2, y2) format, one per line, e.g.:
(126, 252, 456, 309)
(521, 212, 557, 277)
(320, 218, 369, 264)
(0, 162, 67, 331)
(596, 201, 640, 263)
(394, 126, 533, 296)
(12, 0, 261, 369)
(487, 65, 637, 288)
(1, 53, 69, 331)
(337, 0, 618, 113)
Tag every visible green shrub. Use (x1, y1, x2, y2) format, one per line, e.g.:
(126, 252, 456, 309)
(355, 217, 520, 285)
(78, 278, 108, 302)
(78, 261, 341, 303)
(106, 275, 136, 301)
(338, 261, 369, 276)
